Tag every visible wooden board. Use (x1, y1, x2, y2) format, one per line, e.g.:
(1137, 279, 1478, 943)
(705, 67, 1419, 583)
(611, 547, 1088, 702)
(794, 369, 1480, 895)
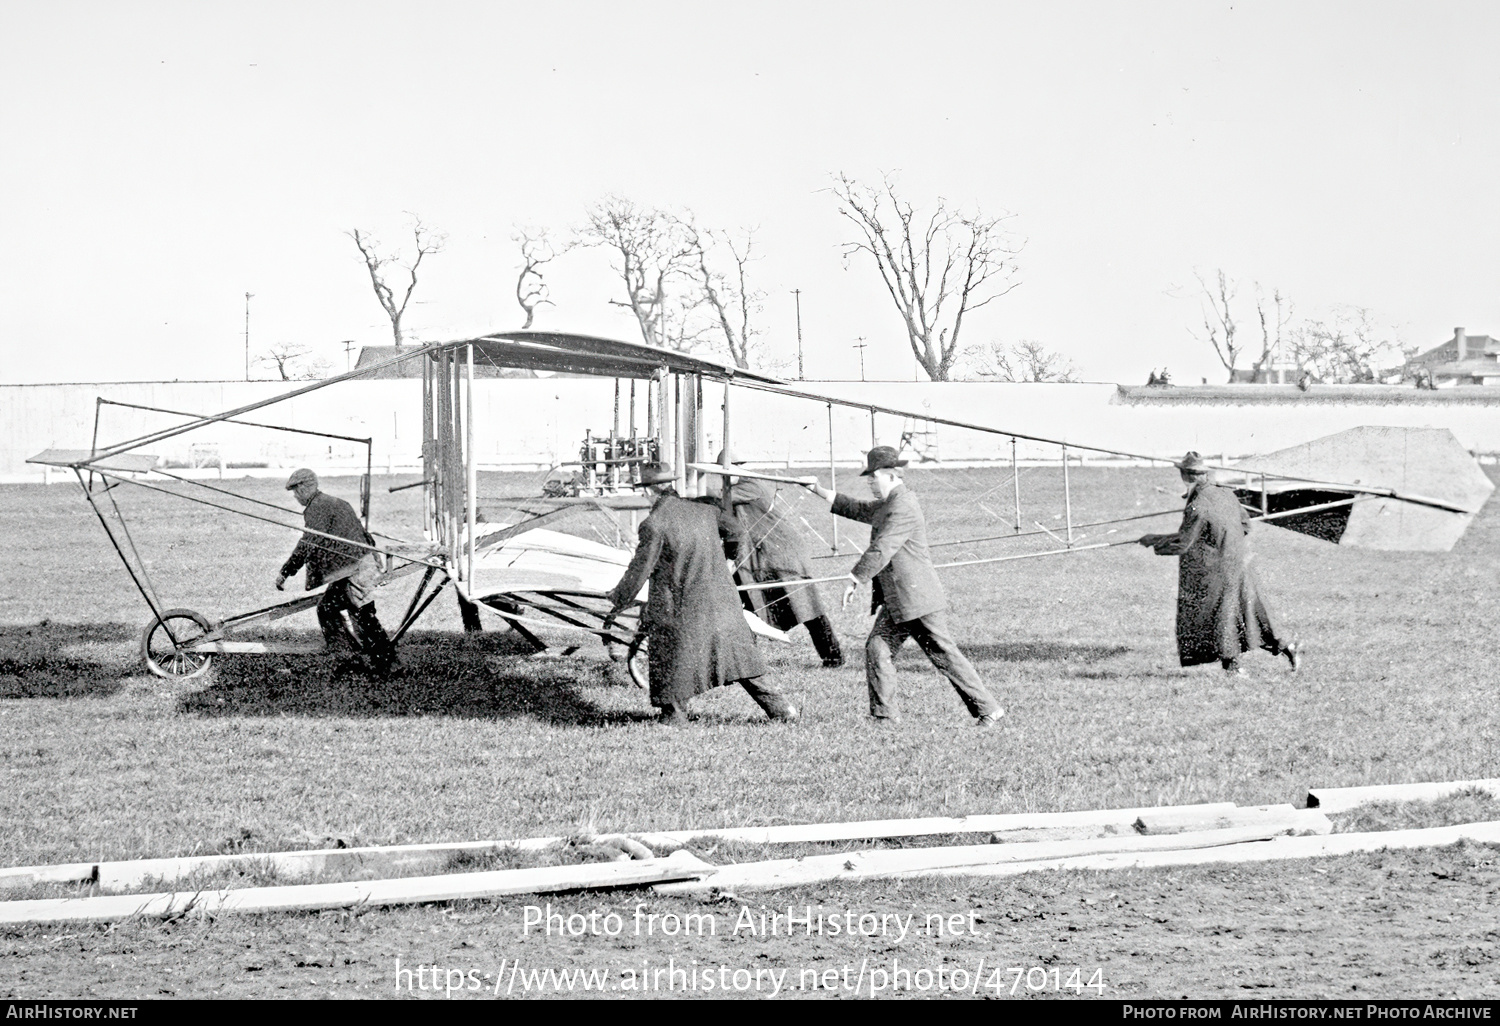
(0, 851, 717, 925)
(185, 640, 327, 655)
(0, 803, 1238, 893)
(1305, 779, 1500, 814)
(911, 819, 1500, 882)
(1134, 804, 1331, 836)
(654, 825, 1286, 895)
(630, 803, 1239, 849)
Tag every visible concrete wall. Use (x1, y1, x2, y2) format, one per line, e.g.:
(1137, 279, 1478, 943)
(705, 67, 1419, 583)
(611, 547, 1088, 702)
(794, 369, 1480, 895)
(6, 378, 1500, 482)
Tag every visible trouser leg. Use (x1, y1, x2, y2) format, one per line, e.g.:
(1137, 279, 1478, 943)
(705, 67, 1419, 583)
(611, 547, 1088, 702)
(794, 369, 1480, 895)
(316, 584, 357, 649)
(1251, 593, 1290, 656)
(740, 677, 798, 721)
(865, 607, 908, 719)
(908, 611, 1001, 719)
(804, 615, 845, 667)
(351, 601, 396, 672)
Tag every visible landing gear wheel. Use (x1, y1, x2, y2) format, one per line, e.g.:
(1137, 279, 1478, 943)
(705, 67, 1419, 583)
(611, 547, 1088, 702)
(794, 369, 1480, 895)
(626, 633, 649, 690)
(140, 608, 215, 680)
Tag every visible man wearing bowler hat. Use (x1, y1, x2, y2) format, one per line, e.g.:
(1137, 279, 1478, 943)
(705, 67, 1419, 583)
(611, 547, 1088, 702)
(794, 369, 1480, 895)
(275, 468, 397, 676)
(606, 462, 798, 724)
(800, 446, 1004, 726)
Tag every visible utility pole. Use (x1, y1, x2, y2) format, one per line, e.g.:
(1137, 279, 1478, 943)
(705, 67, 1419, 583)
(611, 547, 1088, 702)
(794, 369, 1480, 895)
(791, 289, 804, 380)
(243, 292, 254, 381)
(853, 337, 868, 382)
(342, 340, 356, 373)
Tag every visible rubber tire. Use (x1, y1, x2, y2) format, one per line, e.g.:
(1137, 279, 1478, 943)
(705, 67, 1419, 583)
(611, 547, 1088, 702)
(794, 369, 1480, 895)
(626, 633, 649, 690)
(140, 608, 215, 680)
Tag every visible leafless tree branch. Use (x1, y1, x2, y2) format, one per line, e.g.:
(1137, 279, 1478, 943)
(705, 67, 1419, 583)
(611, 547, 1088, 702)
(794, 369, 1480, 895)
(512, 225, 562, 330)
(575, 196, 703, 352)
(828, 172, 1022, 380)
(346, 215, 446, 347)
(964, 339, 1079, 382)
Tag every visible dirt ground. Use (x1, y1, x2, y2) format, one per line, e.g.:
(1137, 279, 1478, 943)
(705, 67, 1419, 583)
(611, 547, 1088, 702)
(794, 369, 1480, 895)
(4, 842, 1497, 1000)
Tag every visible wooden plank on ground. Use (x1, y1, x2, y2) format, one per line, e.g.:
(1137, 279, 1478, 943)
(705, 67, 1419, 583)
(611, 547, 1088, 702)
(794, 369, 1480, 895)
(1, 838, 572, 894)
(1134, 804, 1332, 836)
(911, 820, 1500, 882)
(1305, 779, 1500, 814)
(0, 851, 717, 925)
(0, 802, 1240, 894)
(654, 825, 1284, 895)
(186, 640, 327, 655)
(0, 862, 97, 891)
(632, 803, 1239, 848)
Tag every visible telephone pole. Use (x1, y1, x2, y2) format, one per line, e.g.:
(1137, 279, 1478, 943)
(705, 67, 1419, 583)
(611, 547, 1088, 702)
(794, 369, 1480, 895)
(791, 289, 804, 380)
(853, 337, 868, 382)
(243, 292, 254, 381)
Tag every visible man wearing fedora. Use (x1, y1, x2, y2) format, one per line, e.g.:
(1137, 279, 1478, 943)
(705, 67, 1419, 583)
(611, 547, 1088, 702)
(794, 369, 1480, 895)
(607, 462, 798, 725)
(275, 468, 397, 676)
(800, 446, 1004, 726)
(711, 450, 845, 668)
(1137, 452, 1301, 676)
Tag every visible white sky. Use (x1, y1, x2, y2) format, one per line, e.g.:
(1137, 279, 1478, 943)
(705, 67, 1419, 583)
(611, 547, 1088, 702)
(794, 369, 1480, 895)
(2, 0, 1497, 384)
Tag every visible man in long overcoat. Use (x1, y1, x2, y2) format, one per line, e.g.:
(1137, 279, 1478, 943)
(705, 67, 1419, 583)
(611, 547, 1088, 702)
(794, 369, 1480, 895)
(714, 452, 844, 667)
(607, 463, 798, 724)
(1138, 452, 1302, 675)
(801, 447, 1004, 725)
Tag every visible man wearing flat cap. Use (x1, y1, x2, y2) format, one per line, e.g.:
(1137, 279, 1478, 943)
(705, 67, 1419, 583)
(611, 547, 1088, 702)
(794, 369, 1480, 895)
(801, 446, 1004, 726)
(711, 450, 844, 667)
(276, 468, 397, 676)
(1137, 452, 1301, 676)
(607, 462, 797, 724)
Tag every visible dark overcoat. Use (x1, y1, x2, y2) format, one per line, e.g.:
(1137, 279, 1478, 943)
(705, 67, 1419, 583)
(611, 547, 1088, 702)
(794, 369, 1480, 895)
(831, 485, 946, 624)
(608, 492, 766, 708)
(1153, 481, 1286, 666)
(723, 477, 829, 630)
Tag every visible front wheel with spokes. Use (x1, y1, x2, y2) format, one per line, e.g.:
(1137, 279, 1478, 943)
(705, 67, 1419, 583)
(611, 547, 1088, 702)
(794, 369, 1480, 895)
(140, 608, 216, 680)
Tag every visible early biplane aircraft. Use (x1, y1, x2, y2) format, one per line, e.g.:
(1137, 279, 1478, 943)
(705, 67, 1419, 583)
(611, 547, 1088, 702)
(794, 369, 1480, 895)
(27, 331, 1494, 682)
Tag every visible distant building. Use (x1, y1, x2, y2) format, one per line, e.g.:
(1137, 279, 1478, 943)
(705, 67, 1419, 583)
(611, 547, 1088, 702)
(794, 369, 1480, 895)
(1407, 327, 1500, 387)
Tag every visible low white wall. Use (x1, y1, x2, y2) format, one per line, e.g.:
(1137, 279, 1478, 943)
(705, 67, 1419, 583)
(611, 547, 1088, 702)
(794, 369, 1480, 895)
(6, 378, 1500, 483)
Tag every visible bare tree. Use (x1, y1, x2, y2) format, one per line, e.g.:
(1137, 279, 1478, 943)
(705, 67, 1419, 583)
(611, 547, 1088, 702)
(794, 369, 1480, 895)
(256, 342, 328, 381)
(347, 216, 446, 347)
(964, 339, 1079, 382)
(1193, 269, 1243, 382)
(512, 225, 561, 329)
(829, 172, 1021, 381)
(575, 196, 703, 351)
(1249, 285, 1294, 382)
(683, 221, 763, 369)
(1289, 306, 1397, 383)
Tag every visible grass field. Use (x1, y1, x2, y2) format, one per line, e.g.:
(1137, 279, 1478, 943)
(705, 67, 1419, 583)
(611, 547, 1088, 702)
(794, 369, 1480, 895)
(2, 464, 1498, 998)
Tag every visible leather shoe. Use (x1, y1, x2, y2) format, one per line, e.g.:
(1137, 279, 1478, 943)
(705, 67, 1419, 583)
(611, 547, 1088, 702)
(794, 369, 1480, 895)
(976, 710, 1005, 728)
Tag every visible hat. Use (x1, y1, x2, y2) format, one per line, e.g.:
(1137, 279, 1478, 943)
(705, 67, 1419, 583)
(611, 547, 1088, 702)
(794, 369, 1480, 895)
(285, 468, 318, 490)
(1177, 452, 1209, 476)
(634, 462, 676, 487)
(859, 446, 908, 477)
(713, 449, 746, 467)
